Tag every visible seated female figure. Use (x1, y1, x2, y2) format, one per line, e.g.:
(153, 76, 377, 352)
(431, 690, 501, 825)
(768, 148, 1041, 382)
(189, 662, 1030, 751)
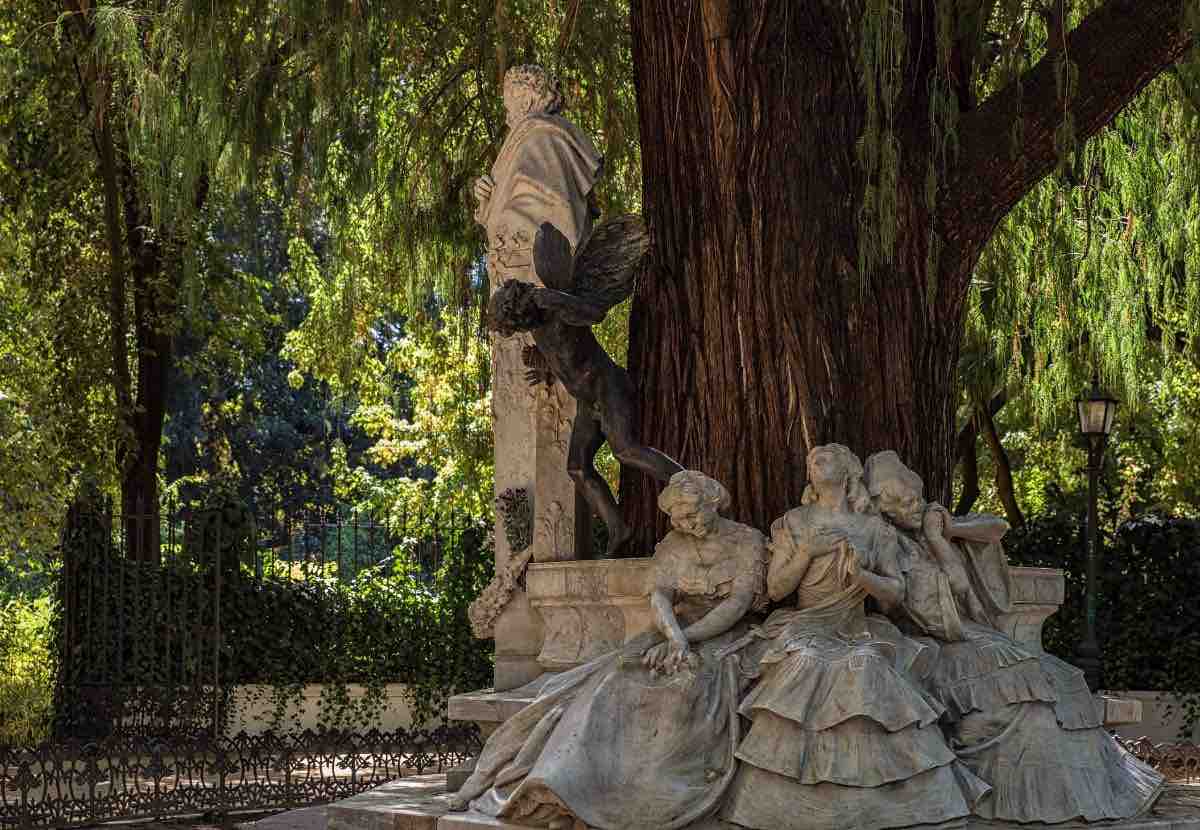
(449, 471, 768, 830)
(864, 450, 1163, 824)
(721, 444, 988, 830)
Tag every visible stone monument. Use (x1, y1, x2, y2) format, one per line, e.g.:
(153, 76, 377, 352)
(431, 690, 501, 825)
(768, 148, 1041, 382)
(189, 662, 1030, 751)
(324, 60, 1186, 830)
(489, 216, 683, 556)
(471, 64, 603, 691)
(329, 450, 1179, 830)
(442, 448, 1165, 830)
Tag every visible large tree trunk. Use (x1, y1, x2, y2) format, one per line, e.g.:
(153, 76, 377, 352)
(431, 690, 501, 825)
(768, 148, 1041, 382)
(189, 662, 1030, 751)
(623, 2, 963, 542)
(622, 0, 1191, 547)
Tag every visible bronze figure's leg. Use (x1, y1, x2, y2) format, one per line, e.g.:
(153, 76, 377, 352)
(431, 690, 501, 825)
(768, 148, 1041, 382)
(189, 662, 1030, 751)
(602, 384, 684, 483)
(567, 409, 631, 557)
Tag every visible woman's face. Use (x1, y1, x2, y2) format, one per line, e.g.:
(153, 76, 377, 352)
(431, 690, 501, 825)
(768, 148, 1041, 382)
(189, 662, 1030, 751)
(808, 448, 846, 494)
(669, 496, 716, 537)
(874, 476, 925, 530)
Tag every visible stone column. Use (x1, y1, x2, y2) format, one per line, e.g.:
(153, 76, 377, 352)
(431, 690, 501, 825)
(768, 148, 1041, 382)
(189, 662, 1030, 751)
(468, 63, 602, 691)
(488, 290, 584, 691)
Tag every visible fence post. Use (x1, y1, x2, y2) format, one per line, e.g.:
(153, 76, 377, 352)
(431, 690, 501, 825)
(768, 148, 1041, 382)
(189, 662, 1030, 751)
(213, 510, 223, 740)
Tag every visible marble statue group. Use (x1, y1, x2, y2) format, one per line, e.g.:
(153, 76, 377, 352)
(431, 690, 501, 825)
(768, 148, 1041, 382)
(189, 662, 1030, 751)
(449, 449, 1163, 830)
(463, 64, 1165, 830)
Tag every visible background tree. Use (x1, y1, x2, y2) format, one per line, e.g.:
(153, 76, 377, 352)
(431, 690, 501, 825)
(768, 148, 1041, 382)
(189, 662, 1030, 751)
(621, 1, 1200, 545)
(7, 0, 1200, 563)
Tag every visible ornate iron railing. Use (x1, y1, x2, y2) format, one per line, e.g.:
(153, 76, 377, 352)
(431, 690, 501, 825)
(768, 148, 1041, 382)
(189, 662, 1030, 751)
(1118, 737, 1200, 783)
(0, 726, 480, 829)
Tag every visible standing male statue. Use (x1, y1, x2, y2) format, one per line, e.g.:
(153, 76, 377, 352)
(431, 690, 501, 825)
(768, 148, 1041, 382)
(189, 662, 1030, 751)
(469, 64, 606, 683)
(474, 64, 602, 285)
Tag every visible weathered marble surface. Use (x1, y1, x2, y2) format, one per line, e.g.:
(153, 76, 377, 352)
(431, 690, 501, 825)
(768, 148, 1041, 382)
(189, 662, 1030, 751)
(443, 448, 1162, 829)
(448, 560, 1069, 732)
(472, 64, 601, 691)
(449, 472, 767, 828)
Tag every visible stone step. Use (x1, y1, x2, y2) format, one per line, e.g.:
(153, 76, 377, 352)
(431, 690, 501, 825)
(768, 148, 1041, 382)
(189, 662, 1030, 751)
(325, 774, 1200, 830)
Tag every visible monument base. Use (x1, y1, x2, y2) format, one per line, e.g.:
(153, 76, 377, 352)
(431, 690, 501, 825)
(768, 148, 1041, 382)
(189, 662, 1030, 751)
(450, 561, 1142, 735)
(325, 775, 1200, 830)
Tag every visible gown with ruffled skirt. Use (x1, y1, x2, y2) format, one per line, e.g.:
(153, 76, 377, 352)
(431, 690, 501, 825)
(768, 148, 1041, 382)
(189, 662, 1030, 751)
(721, 506, 990, 830)
(451, 525, 767, 830)
(894, 532, 1164, 824)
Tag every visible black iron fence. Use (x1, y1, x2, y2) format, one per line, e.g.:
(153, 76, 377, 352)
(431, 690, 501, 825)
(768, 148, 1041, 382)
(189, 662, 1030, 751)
(0, 497, 489, 827)
(0, 727, 479, 829)
(52, 497, 486, 738)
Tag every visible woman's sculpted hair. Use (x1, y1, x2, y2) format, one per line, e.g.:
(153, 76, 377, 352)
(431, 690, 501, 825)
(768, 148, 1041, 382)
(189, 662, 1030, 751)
(800, 443, 874, 513)
(658, 470, 731, 516)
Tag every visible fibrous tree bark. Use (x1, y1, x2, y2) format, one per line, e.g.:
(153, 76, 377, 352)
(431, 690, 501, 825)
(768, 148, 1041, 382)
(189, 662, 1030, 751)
(622, 0, 1193, 545)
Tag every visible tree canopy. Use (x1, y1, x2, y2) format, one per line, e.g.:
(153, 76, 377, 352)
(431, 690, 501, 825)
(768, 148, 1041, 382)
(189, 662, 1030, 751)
(2, 0, 1200, 559)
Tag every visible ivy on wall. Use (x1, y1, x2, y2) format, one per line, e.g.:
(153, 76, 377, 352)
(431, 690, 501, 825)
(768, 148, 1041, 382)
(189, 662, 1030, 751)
(53, 510, 494, 735)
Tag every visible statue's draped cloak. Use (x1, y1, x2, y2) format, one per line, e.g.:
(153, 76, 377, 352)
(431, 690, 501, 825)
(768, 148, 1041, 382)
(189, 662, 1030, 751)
(481, 114, 602, 284)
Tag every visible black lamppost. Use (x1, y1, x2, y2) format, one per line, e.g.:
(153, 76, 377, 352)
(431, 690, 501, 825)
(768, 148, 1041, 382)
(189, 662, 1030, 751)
(1074, 374, 1118, 691)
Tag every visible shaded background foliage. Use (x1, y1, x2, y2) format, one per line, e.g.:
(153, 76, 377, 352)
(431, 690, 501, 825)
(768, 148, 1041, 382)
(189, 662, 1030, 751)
(1006, 500, 1200, 731)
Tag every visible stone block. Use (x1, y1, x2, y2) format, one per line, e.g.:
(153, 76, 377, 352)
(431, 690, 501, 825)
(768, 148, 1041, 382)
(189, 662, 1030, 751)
(996, 567, 1066, 653)
(526, 558, 655, 672)
(326, 776, 451, 830)
(1102, 694, 1146, 726)
(490, 591, 544, 692)
(448, 674, 550, 730)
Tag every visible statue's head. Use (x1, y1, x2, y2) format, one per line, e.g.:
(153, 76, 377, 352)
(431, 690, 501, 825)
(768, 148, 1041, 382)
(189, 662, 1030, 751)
(864, 450, 926, 530)
(801, 443, 871, 512)
(658, 470, 730, 538)
(488, 279, 545, 336)
(503, 64, 565, 128)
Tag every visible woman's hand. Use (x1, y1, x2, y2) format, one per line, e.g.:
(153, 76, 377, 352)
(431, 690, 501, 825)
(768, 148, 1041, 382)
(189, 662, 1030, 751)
(642, 636, 696, 675)
(922, 503, 954, 540)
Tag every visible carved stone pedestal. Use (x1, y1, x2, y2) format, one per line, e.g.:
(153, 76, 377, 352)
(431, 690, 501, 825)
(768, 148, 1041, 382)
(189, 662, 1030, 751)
(997, 566, 1066, 652)
(525, 558, 655, 671)
(450, 558, 654, 729)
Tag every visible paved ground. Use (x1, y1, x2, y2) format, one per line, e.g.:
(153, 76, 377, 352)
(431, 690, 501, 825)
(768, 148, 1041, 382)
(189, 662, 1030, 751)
(81, 811, 286, 829)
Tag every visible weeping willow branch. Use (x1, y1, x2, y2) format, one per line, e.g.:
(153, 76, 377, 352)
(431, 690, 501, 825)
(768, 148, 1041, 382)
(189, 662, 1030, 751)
(942, 0, 1195, 274)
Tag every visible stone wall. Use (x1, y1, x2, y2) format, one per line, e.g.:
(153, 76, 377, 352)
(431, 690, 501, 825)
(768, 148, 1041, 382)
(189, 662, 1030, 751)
(224, 684, 430, 735)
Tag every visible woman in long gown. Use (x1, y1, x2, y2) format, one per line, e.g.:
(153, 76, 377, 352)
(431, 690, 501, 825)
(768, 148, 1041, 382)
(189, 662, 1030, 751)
(721, 444, 989, 830)
(449, 470, 769, 830)
(863, 450, 1164, 824)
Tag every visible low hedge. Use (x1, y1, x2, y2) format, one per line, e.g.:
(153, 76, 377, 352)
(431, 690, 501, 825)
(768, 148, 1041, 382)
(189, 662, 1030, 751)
(1005, 509, 1200, 733)
(54, 518, 494, 733)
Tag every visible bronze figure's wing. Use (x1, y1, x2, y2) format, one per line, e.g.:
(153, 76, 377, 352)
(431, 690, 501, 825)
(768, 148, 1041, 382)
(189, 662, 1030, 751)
(571, 214, 649, 312)
(532, 220, 575, 290)
(531, 214, 648, 317)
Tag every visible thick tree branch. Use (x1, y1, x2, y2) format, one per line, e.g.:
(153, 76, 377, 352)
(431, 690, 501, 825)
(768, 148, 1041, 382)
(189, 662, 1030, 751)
(952, 389, 1006, 515)
(953, 416, 980, 516)
(978, 401, 1025, 528)
(940, 0, 1193, 272)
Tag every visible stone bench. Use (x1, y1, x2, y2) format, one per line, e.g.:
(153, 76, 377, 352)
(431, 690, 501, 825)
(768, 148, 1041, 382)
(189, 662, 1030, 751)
(451, 559, 1141, 730)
